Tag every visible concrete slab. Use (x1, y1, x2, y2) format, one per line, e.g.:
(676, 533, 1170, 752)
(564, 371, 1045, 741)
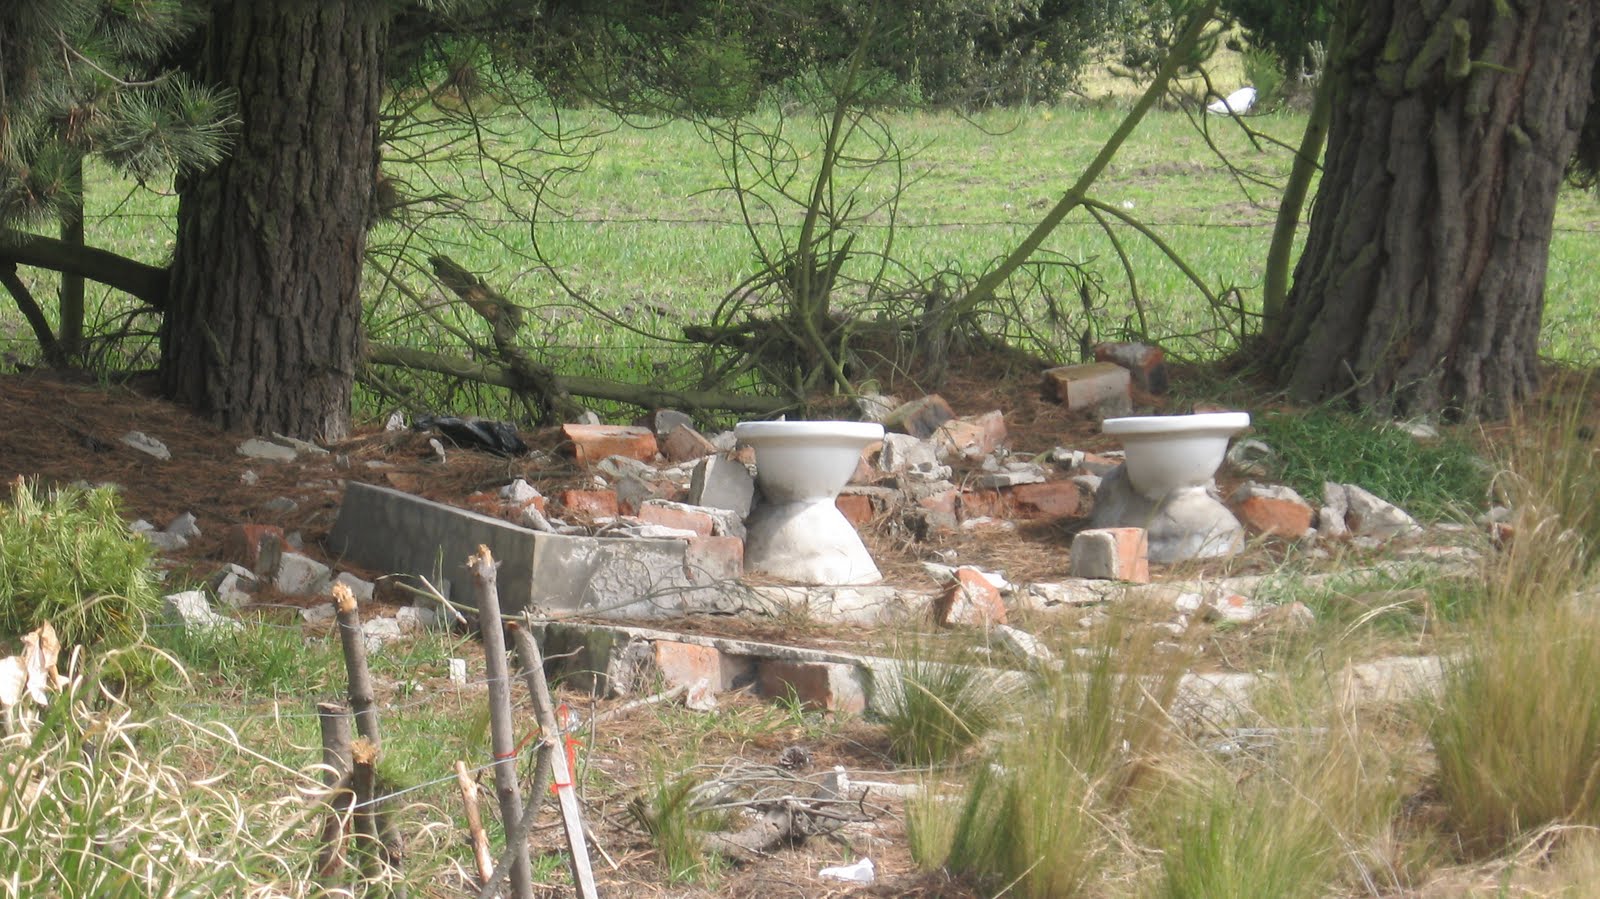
(328, 482, 738, 618)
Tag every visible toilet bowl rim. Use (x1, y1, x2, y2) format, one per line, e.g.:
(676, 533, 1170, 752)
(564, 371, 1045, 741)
(1102, 411, 1250, 437)
(734, 420, 886, 443)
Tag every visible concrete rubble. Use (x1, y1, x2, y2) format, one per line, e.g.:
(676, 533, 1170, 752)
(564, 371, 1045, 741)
(124, 349, 1497, 718)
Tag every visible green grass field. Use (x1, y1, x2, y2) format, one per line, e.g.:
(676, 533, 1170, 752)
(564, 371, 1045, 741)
(7, 98, 1600, 411)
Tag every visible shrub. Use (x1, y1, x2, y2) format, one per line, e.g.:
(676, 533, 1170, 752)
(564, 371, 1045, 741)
(0, 478, 160, 649)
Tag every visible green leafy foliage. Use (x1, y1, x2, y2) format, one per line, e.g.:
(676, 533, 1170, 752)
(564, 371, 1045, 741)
(0, 479, 160, 648)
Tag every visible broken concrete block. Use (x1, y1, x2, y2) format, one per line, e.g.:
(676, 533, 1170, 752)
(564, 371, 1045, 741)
(854, 393, 900, 422)
(163, 590, 241, 633)
(1093, 341, 1169, 394)
(1341, 484, 1423, 538)
(883, 395, 955, 439)
(300, 603, 337, 626)
(122, 431, 172, 460)
(970, 464, 1048, 490)
(993, 624, 1055, 665)
(1319, 482, 1351, 539)
(211, 564, 258, 608)
(165, 511, 201, 539)
(688, 455, 755, 517)
(638, 408, 694, 440)
(334, 571, 376, 603)
(236, 437, 296, 462)
(934, 410, 1007, 460)
(934, 567, 1008, 627)
(562, 424, 658, 467)
(1041, 362, 1133, 416)
(362, 617, 405, 653)
(662, 423, 719, 463)
(501, 478, 543, 505)
(757, 659, 866, 714)
(637, 501, 716, 536)
(275, 552, 332, 596)
(1069, 527, 1150, 583)
(1228, 482, 1314, 539)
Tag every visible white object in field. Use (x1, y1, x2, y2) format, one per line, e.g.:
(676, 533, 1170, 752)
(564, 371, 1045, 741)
(1207, 86, 1257, 115)
(818, 857, 876, 884)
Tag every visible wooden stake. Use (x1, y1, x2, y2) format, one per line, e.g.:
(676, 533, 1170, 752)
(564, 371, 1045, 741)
(314, 702, 353, 880)
(456, 760, 495, 887)
(467, 546, 535, 899)
(333, 583, 381, 745)
(509, 620, 598, 899)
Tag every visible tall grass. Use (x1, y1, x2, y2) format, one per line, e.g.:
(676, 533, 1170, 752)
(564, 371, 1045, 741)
(1430, 390, 1600, 853)
(914, 626, 1189, 897)
(879, 635, 1008, 767)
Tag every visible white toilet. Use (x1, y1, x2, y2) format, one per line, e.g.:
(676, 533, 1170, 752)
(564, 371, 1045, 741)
(734, 420, 884, 585)
(1093, 412, 1250, 562)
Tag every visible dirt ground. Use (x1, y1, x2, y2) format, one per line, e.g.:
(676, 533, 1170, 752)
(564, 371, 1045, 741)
(6, 363, 1585, 897)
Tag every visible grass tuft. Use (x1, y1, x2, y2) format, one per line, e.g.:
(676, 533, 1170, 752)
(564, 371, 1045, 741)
(880, 635, 1007, 767)
(1250, 408, 1488, 521)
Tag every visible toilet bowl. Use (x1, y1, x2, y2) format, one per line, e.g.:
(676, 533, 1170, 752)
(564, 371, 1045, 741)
(1093, 412, 1250, 562)
(1103, 412, 1251, 500)
(734, 420, 884, 585)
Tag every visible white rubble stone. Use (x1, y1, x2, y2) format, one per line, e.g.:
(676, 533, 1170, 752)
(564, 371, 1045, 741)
(448, 658, 468, 685)
(271, 433, 329, 455)
(993, 624, 1055, 664)
(237, 437, 297, 462)
(300, 602, 337, 626)
(362, 618, 405, 653)
(163, 590, 241, 633)
(165, 511, 201, 539)
(500, 478, 542, 505)
(1225, 438, 1275, 476)
(1341, 483, 1423, 538)
(334, 571, 375, 603)
(384, 411, 406, 431)
(142, 531, 188, 552)
(1318, 482, 1351, 539)
(121, 431, 171, 460)
(275, 552, 332, 596)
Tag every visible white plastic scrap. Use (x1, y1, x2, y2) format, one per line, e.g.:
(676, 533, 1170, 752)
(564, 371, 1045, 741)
(818, 857, 876, 884)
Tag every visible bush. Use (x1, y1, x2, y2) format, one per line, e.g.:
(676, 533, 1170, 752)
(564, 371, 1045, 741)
(0, 478, 160, 649)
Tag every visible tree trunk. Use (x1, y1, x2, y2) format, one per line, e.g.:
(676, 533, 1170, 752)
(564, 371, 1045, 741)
(1264, 0, 1599, 419)
(160, 2, 387, 440)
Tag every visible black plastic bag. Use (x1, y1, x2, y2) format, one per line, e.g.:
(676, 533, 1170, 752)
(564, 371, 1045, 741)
(414, 415, 528, 457)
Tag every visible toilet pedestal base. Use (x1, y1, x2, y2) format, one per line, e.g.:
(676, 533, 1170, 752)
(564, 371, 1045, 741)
(1090, 466, 1243, 563)
(744, 499, 882, 585)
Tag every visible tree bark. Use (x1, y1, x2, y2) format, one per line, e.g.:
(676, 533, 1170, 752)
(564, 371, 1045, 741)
(1264, 0, 1599, 419)
(160, 2, 387, 440)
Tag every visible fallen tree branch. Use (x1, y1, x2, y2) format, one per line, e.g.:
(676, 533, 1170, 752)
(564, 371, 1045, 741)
(366, 342, 792, 415)
(0, 230, 167, 309)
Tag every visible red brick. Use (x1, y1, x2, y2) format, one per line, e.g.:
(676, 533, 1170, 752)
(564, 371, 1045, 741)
(1232, 495, 1313, 539)
(1094, 341, 1169, 394)
(639, 502, 716, 536)
(561, 424, 659, 467)
(934, 567, 1008, 627)
(849, 442, 883, 485)
(958, 489, 1008, 520)
(654, 641, 721, 690)
(756, 660, 865, 713)
(835, 493, 875, 528)
(222, 524, 285, 576)
(558, 489, 619, 521)
(935, 410, 1008, 459)
(662, 423, 718, 463)
(1010, 480, 1085, 518)
(1041, 362, 1131, 411)
(684, 536, 743, 581)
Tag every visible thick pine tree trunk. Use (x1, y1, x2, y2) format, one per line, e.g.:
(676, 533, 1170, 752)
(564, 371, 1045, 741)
(1265, 0, 1598, 419)
(160, 2, 387, 440)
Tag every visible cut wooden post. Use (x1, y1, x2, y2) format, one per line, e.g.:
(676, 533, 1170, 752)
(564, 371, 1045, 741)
(314, 702, 354, 880)
(350, 738, 382, 888)
(509, 620, 598, 899)
(333, 582, 381, 745)
(467, 546, 535, 899)
(456, 760, 495, 888)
